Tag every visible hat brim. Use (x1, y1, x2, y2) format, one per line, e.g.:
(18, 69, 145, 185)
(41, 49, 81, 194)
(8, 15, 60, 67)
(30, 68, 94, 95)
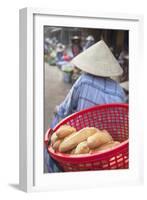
(71, 40, 123, 77)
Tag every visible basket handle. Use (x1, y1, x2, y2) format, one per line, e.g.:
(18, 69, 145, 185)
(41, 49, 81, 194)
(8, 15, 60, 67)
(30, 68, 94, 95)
(44, 128, 54, 147)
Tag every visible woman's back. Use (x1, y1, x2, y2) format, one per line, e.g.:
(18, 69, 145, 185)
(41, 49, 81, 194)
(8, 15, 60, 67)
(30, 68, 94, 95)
(74, 73, 126, 112)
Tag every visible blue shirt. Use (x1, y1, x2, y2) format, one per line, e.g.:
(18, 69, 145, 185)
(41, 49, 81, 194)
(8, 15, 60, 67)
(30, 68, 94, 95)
(51, 73, 126, 127)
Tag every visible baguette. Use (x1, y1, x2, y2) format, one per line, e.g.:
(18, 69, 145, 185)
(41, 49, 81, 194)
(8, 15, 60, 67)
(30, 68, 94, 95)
(52, 139, 63, 151)
(53, 132, 77, 152)
(90, 141, 120, 153)
(74, 141, 90, 154)
(69, 148, 76, 154)
(59, 127, 98, 152)
(50, 132, 58, 145)
(87, 129, 113, 149)
(55, 125, 76, 139)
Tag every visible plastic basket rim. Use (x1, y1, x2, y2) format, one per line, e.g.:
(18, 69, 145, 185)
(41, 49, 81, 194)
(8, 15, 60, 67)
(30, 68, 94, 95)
(53, 103, 128, 132)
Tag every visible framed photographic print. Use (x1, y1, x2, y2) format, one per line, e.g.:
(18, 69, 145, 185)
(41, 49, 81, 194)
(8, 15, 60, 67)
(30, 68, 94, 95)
(19, 7, 144, 192)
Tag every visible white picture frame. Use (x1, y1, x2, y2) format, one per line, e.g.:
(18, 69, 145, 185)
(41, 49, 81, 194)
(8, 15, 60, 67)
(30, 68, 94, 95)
(19, 7, 144, 192)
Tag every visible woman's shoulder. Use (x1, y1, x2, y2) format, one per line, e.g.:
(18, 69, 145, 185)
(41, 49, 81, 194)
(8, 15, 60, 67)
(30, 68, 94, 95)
(105, 79, 126, 99)
(75, 73, 108, 88)
(73, 73, 92, 85)
(78, 73, 96, 83)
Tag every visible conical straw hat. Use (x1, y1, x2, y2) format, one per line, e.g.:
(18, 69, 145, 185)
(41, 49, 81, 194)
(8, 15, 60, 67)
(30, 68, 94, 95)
(71, 40, 123, 77)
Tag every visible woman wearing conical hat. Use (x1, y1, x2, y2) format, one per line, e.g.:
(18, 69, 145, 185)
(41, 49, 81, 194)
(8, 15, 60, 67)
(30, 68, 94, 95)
(46, 40, 126, 173)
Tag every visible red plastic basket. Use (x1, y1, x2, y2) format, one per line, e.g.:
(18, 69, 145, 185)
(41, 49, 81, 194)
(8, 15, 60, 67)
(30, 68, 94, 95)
(45, 103, 129, 172)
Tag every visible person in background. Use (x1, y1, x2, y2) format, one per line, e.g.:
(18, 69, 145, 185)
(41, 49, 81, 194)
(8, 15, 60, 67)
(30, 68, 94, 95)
(120, 54, 129, 83)
(71, 36, 82, 57)
(55, 43, 66, 68)
(120, 81, 129, 103)
(56, 43, 65, 59)
(118, 47, 128, 66)
(69, 36, 83, 84)
(83, 35, 95, 50)
(111, 46, 129, 84)
(46, 40, 126, 172)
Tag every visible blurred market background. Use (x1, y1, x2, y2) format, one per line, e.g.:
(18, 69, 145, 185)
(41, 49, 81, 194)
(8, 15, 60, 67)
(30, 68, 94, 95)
(44, 26, 129, 133)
